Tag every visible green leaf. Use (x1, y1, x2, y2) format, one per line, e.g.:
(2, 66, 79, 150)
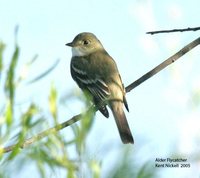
(74, 108, 95, 154)
(7, 104, 39, 160)
(28, 54, 38, 65)
(28, 59, 60, 84)
(5, 100, 13, 127)
(4, 43, 19, 105)
(80, 107, 95, 135)
(90, 160, 101, 178)
(48, 84, 57, 120)
(22, 103, 39, 127)
(191, 89, 200, 107)
(0, 41, 5, 80)
(17, 54, 38, 83)
(136, 162, 156, 178)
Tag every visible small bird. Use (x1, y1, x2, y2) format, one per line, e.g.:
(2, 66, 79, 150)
(66, 32, 134, 144)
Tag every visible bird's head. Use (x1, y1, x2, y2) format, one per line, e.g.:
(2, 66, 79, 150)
(66, 32, 104, 57)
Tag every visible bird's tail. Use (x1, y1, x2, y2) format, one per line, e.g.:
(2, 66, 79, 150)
(110, 101, 134, 144)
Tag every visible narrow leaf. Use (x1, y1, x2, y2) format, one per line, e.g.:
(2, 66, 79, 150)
(17, 55, 38, 84)
(49, 84, 57, 120)
(27, 59, 60, 84)
(4, 44, 19, 105)
(0, 42, 5, 81)
(5, 100, 13, 127)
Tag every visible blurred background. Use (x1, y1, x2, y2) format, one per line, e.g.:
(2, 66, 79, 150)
(0, 0, 200, 177)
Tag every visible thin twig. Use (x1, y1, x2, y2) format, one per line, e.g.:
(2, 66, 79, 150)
(2, 112, 83, 153)
(2, 36, 200, 153)
(147, 27, 200, 35)
(126, 36, 200, 92)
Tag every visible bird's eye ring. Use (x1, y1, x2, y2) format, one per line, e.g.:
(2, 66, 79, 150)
(83, 40, 90, 45)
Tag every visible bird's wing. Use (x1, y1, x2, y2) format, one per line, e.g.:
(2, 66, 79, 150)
(70, 58, 111, 118)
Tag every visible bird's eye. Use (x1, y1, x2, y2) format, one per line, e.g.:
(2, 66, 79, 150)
(83, 40, 90, 45)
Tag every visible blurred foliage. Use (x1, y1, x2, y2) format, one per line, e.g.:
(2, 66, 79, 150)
(105, 147, 156, 178)
(0, 41, 5, 80)
(191, 89, 200, 108)
(4, 41, 19, 106)
(0, 36, 158, 178)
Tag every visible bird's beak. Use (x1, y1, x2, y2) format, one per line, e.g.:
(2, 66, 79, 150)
(65, 42, 73, 47)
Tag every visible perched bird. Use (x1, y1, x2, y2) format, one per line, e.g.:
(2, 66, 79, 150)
(66, 32, 133, 144)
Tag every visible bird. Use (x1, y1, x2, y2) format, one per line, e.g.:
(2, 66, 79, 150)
(66, 32, 134, 144)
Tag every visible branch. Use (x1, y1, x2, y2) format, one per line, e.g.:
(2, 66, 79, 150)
(126, 36, 200, 92)
(2, 36, 200, 153)
(147, 27, 200, 35)
(2, 111, 84, 153)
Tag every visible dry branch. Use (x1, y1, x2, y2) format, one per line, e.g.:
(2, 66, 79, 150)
(147, 27, 200, 35)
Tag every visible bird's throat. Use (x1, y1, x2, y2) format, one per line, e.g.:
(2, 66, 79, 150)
(72, 47, 86, 57)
